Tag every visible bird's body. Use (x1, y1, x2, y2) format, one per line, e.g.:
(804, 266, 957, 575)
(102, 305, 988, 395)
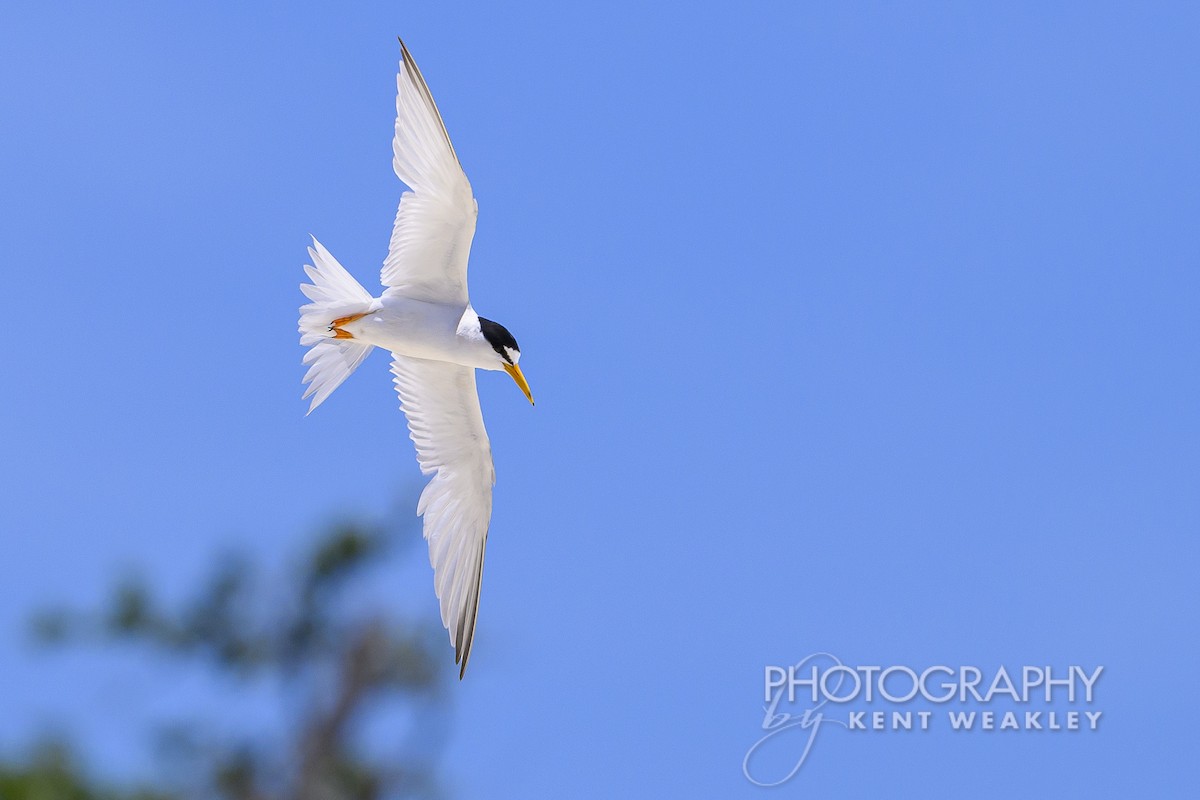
(334, 298, 499, 371)
(297, 40, 532, 678)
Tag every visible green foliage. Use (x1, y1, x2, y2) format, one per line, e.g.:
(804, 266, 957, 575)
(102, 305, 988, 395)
(0, 742, 176, 800)
(12, 519, 449, 800)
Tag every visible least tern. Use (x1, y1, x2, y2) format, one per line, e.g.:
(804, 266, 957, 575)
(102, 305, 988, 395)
(298, 40, 533, 678)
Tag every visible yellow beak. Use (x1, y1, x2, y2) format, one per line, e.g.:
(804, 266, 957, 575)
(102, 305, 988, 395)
(503, 362, 535, 405)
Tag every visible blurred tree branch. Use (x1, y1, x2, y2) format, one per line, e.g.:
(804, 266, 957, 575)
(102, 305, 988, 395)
(12, 517, 449, 800)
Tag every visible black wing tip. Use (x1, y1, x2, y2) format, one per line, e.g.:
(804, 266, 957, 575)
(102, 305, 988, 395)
(455, 616, 474, 679)
(453, 602, 471, 679)
(455, 636, 472, 679)
(453, 546, 486, 681)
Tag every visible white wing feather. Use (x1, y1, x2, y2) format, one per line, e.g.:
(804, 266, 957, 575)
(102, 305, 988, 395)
(391, 354, 494, 677)
(382, 41, 478, 305)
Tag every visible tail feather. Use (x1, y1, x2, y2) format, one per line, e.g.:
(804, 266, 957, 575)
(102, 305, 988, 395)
(298, 237, 375, 413)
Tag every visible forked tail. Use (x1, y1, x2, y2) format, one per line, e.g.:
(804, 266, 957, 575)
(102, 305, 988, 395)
(298, 237, 375, 414)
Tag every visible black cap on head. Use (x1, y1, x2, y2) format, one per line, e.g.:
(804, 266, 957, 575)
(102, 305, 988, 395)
(478, 317, 519, 363)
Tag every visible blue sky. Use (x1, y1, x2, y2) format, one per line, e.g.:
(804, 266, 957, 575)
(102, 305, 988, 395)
(1, 1, 1197, 796)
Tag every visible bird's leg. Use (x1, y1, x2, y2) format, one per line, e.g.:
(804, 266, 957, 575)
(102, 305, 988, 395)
(328, 311, 372, 340)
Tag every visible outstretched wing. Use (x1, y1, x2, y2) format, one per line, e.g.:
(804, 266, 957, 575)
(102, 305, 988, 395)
(382, 40, 478, 305)
(390, 354, 494, 677)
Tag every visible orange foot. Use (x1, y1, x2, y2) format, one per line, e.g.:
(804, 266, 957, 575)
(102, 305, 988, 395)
(329, 311, 372, 340)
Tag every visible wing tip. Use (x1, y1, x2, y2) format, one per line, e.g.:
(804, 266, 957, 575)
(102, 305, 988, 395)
(452, 543, 487, 680)
(454, 625, 472, 680)
(392, 36, 463, 170)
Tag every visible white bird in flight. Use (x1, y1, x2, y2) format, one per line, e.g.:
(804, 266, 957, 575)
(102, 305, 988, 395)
(298, 39, 533, 678)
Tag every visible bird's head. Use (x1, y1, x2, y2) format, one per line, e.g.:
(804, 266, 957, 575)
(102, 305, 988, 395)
(479, 316, 534, 405)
